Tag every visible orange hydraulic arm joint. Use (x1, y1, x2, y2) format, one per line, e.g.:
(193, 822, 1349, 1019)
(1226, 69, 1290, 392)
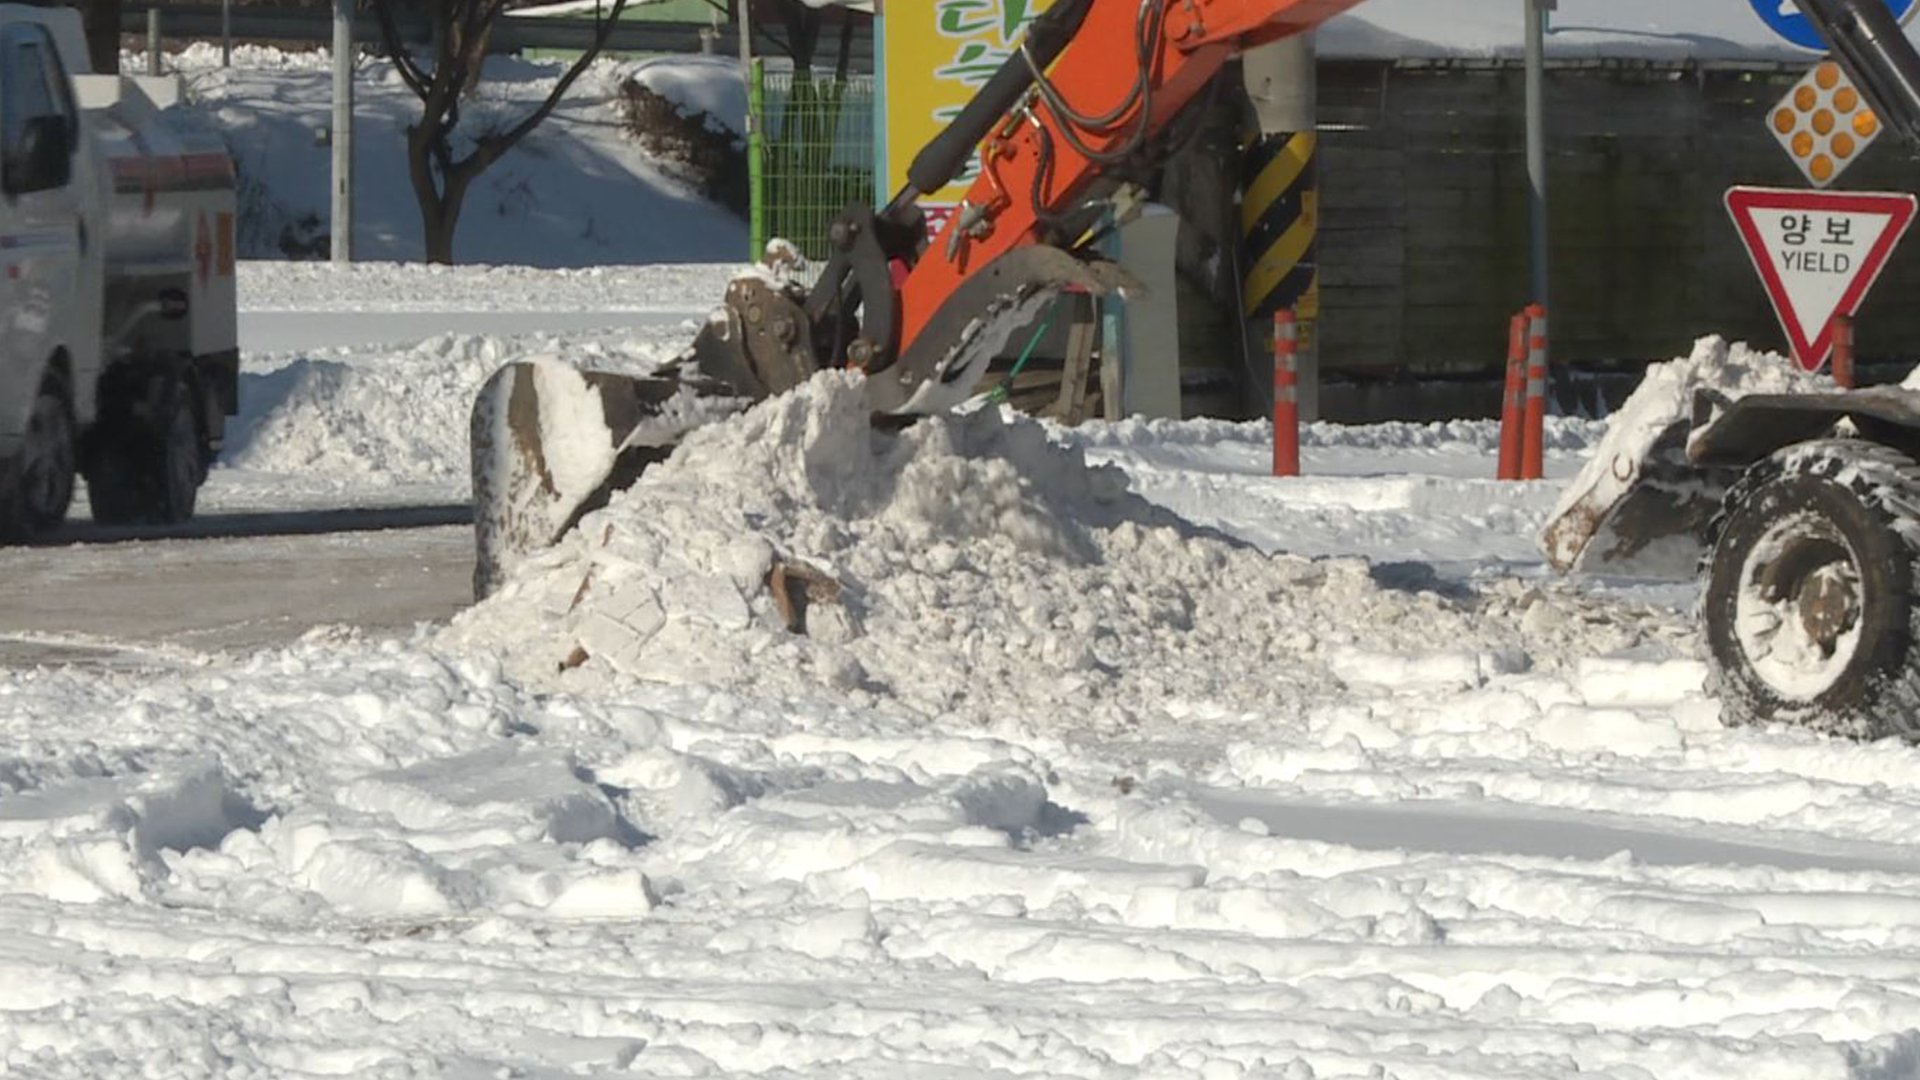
(804, 0, 1366, 414)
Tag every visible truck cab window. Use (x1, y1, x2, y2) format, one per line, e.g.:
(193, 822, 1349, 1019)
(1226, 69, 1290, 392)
(0, 26, 72, 169)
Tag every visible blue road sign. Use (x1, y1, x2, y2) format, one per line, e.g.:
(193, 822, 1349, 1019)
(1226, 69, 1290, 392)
(1751, 0, 1918, 51)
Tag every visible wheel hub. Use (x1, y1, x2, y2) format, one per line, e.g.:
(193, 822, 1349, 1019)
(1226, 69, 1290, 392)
(1796, 563, 1859, 650)
(1734, 515, 1866, 701)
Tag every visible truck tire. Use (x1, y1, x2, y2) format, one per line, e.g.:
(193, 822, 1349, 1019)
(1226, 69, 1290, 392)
(0, 375, 77, 541)
(1703, 438, 1920, 739)
(85, 375, 206, 527)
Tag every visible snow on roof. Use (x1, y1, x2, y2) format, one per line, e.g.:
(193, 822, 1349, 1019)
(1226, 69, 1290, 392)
(811, 0, 1908, 64)
(546, 0, 1903, 64)
(1320, 0, 1905, 62)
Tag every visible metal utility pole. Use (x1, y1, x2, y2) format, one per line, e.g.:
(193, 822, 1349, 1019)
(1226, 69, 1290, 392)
(146, 8, 160, 76)
(1524, 0, 1553, 319)
(222, 0, 233, 67)
(740, 0, 764, 259)
(331, 0, 353, 263)
(737, 0, 752, 72)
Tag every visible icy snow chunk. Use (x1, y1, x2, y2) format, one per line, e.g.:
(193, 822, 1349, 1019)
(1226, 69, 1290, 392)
(600, 747, 755, 824)
(1328, 650, 1519, 692)
(1532, 704, 1685, 756)
(943, 764, 1049, 833)
(296, 835, 462, 918)
(244, 747, 655, 921)
(543, 867, 658, 918)
(0, 762, 255, 904)
(659, 573, 751, 629)
(338, 746, 621, 845)
(1575, 658, 1707, 709)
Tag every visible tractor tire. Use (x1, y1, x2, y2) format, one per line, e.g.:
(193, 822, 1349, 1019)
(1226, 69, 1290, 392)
(86, 374, 206, 527)
(1703, 438, 1920, 739)
(0, 375, 77, 541)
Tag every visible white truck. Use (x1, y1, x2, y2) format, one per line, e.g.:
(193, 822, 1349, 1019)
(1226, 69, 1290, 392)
(0, 4, 237, 539)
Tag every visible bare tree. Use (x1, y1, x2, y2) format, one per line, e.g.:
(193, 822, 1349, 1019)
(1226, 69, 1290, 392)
(370, 0, 631, 263)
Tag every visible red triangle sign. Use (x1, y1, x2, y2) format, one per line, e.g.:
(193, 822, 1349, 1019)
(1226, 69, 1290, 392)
(1726, 186, 1918, 372)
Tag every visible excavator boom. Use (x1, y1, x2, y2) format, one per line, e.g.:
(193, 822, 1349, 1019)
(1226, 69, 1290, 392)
(472, 0, 1367, 596)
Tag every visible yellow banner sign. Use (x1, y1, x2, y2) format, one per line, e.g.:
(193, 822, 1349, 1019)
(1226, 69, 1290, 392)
(881, 0, 1059, 228)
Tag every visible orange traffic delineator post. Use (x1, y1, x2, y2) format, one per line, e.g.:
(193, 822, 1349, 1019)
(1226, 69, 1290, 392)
(1833, 314, 1856, 389)
(1498, 312, 1528, 481)
(1521, 304, 1549, 482)
(1273, 309, 1300, 478)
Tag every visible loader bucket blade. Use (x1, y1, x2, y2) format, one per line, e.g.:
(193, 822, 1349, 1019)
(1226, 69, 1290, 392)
(1540, 418, 1730, 579)
(1537, 338, 1836, 579)
(470, 356, 748, 600)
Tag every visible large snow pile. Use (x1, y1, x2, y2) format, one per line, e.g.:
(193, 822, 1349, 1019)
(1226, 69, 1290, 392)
(454, 372, 1659, 726)
(162, 45, 746, 265)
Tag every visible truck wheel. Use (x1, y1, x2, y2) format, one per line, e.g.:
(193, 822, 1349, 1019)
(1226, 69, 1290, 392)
(1703, 439, 1920, 739)
(0, 377, 77, 541)
(86, 376, 206, 527)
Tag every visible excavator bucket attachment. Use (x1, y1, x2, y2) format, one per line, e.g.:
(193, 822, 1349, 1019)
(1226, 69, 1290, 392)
(1541, 416, 1731, 579)
(470, 335, 755, 599)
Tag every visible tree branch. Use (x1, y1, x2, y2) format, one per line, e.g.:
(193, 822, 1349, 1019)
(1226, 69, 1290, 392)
(369, 0, 430, 101)
(475, 0, 632, 168)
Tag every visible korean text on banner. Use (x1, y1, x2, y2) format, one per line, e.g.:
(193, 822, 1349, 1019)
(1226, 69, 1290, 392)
(882, 0, 1061, 235)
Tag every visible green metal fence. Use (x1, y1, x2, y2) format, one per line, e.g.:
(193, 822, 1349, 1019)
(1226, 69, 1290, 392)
(751, 65, 876, 269)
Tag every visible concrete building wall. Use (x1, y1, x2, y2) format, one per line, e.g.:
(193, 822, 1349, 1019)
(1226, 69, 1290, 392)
(1309, 60, 1920, 418)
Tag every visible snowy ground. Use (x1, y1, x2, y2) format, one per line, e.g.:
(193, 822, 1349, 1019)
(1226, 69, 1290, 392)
(9, 264, 1920, 1079)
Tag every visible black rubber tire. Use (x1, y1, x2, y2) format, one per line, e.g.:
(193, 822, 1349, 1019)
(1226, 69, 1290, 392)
(1703, 438, 1920, 739)
(85, 375, 206, 527)
(0, 375, 77, 541)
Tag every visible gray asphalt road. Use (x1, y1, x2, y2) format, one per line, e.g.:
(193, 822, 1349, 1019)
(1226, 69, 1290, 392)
(0, 524, 474, 668)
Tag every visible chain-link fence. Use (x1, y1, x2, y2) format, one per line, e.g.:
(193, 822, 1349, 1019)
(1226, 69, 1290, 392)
(752, 66, 876, 271)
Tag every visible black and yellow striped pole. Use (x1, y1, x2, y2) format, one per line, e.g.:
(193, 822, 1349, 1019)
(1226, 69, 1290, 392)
(1240, 34, 1318, 420)
(1241, 130, 1318, 330)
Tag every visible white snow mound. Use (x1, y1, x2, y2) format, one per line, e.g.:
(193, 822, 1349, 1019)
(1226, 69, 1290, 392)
(453, 372, 1654, 728)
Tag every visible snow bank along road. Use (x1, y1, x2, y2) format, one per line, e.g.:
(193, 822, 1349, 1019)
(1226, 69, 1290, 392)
(4, 264, 1920, 1079)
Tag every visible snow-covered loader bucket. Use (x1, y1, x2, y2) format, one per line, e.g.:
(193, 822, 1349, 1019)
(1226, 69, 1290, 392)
(1541, 339, 1827, 578)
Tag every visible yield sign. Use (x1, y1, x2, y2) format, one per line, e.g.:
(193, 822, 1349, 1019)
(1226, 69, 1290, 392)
(1726, 186, 1917, 371)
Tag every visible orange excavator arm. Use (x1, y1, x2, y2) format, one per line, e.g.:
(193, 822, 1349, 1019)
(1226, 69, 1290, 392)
(898, 0, 1365, 356)
(781, 0, 1371, 415)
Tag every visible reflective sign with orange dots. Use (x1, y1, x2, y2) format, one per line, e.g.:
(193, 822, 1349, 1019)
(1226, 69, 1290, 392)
(1771, 61, 1882, 189)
